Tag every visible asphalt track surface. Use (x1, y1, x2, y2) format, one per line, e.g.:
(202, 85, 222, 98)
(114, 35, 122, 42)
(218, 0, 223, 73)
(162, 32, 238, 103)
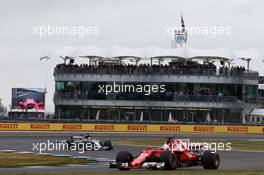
(0, 131, 264, 173)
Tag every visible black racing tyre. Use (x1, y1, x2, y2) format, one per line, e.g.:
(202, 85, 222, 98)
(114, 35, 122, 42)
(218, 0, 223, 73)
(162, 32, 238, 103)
(83, 141, 90, 151)
(103, 140, 112, 146)
(103, 140, 113, 150)
(116, 151, 133, 170)
(66, 140, 74, 150)
(77, 142, 85, 150)
(160, 151, 177, 170)
(202, 151, 220, 169)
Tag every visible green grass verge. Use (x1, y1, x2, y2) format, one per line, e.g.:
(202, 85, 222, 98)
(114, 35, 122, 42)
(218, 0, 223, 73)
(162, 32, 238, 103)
(0, 152, 93, 168)
(1, 170, 264, 175)
(112, 139, 264, 152)
(230, 141, 264, 151)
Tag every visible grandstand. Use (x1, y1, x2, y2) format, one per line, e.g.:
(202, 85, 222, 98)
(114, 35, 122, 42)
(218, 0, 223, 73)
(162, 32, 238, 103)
(52, 47, 260, 124)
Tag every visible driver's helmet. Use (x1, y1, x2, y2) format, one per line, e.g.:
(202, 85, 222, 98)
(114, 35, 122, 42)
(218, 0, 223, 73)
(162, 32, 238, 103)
(173, 139, 186, 151)
(84, 134, 91, 140)
(166, 138, 174, 145)
(162, 138, 174, 150)
(173, 139, 182, 144)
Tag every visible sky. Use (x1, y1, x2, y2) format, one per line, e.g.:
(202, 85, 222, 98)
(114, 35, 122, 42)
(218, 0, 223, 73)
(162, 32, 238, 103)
(0, 0, 263, 112)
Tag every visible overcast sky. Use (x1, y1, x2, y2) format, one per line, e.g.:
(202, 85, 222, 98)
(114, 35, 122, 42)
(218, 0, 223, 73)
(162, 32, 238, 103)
(0, 0, 263, 112)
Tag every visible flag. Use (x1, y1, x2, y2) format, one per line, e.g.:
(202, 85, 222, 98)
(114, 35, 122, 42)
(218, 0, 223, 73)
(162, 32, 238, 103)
(181, 13, 187, 43)
(185, 30, 188, 43)
(181, 13, 185, 32)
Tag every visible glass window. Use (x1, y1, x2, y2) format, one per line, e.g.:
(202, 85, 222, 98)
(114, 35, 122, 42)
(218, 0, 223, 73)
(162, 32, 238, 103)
(56, 82, 65, 90)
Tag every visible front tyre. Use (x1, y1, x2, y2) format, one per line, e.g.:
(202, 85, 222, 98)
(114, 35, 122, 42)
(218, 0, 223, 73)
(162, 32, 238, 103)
(160, 151, 177, 170)
(116, 151, 133, 171)
(202, 151, 220, 169)
(66, 140, 73, 150)
(103, 140, 113, 150)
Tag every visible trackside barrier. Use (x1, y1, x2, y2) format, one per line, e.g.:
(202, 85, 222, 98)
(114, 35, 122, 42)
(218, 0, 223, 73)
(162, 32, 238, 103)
(0, 123, 263, 134)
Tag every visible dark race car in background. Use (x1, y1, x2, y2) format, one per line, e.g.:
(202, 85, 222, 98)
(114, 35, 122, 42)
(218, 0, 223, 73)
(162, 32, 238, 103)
(65, 134, 113, 151)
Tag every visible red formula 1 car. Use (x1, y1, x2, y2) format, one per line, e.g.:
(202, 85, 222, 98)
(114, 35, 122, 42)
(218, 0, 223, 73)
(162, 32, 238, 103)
(19, 99, 44, 111)
(110, 138, 220, 170)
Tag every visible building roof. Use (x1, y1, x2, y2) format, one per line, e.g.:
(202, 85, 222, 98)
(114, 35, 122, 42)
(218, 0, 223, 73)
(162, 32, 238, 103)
(250, 108, 264, 116)
(187, 48, 233, 61)
(109, 46, 145, 59)
(42, 46, 263, 61)
(43, 46, 77, 59)
(72, 46, 107, 58)
(145, 46, 186, 59)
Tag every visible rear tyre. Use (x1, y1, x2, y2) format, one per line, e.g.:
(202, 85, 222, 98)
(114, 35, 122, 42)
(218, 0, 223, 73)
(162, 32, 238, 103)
(116, 151, 133, 170)
(160, 151, 177, 170)
(202, 151, 220, 169)
(66, 140, 73, 150)
(103, 140, 113, 150)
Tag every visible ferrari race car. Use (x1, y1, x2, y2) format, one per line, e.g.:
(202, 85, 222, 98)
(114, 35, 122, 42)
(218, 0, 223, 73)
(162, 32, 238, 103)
(19, 99, 44, 111)
(110, 138, 220, 170)
(66, 134, 113, 151)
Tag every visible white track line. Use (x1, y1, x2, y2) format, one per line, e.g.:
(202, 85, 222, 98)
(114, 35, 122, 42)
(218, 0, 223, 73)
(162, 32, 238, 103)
(66, 164, 91, 167)
(0, 150, 16, 152)
(17, 151, 34, 154)
(95, 158, 114, 161)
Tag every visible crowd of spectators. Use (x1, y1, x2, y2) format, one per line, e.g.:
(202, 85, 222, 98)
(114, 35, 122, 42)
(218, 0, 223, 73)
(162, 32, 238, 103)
(56, 90, 237, 103)
(173, 89, 215, 96)
(219, 66, 246, 76)
(54, 60, 253, 78)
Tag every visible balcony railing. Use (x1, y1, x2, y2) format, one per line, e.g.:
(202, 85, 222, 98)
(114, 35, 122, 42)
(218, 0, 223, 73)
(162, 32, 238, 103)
(54, 92, 238, 103)
(54, 66, 259, 80)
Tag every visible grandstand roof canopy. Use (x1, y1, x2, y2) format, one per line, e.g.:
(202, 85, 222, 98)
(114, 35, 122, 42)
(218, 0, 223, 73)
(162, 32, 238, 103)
(42, 46, 263, 61)
(72, 46, 107, 58)
(187, 48, 233, 61)
(109, 46, 145, 59)
(250, 108, 264, 116)
(41, 46, 76, 59)
(145, 46, 186, 59)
